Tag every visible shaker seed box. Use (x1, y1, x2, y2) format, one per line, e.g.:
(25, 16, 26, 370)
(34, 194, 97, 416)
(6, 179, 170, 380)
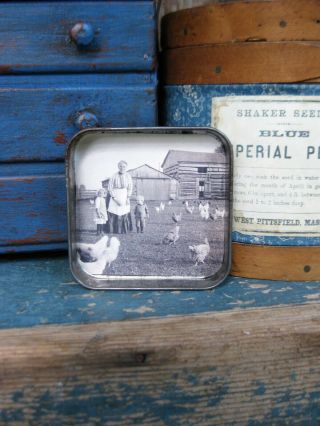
(161, 1, 320, 281)
(66, 128, 232, 290)
(163, 85, 320, 281)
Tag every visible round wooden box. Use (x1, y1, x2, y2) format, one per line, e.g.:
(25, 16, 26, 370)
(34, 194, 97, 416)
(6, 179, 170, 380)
(161, 0, 320, 280)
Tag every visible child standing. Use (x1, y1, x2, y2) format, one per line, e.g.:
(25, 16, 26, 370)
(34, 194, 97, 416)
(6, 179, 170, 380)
(94, 189, 108, 235)
(134, 195, 149, 233)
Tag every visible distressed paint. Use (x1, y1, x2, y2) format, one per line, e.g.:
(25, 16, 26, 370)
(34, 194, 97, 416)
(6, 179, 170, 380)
(0, 73, 157, 252)
(0, 255, 319, 328)
(0, 2, 156, 73)
(0, 2, 157, 252)
(0, 301, 319, 425)
(163, 83, 320, 246)
(0, 73, 157, 162)
(0, 163, 66, 251)
(0, 257, 319, 424)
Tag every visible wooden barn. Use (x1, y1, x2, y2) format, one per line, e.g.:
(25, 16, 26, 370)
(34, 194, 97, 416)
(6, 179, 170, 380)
(161, 150, 229, 200)
(102, 164, 179, 201)
(76, 185, 97, 200)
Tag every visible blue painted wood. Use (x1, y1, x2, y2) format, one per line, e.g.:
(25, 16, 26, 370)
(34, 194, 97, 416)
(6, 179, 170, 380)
(0, 73, 157, 162)
(0, 2, 156, 74)
(0, 163, 67, 251)
(0, 255, 319, 328)
(162, 83, 320, 246)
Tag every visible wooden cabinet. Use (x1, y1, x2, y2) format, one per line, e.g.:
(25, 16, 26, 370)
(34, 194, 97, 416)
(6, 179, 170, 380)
(0, 1, 157, 253)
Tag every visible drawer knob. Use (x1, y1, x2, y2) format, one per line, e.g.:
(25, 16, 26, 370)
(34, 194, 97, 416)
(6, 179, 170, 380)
(70, 22, 94, 46)
(75, 112, 99, 129)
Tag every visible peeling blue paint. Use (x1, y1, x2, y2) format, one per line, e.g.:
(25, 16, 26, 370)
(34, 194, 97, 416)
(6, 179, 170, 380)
(290, 372, 297, 382)
(254, 381, 266, 396)
(0, 3, 156, 74)
(11, 391, 24, 403)
(0, 256, 319, 329)
(0, 409, 24, 422)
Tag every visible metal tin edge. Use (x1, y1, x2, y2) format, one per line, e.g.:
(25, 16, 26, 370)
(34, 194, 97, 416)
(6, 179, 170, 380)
(65, 127, 233, 290)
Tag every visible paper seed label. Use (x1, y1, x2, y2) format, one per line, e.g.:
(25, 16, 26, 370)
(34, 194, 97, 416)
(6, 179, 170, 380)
(212, 96, 320, 238)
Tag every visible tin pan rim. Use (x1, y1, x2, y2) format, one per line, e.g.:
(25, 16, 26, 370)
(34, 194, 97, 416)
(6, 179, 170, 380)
(66, 126, 233, 290)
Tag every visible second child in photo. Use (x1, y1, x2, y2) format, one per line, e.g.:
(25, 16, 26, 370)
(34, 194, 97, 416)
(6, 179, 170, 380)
(134, 195, 149, 233)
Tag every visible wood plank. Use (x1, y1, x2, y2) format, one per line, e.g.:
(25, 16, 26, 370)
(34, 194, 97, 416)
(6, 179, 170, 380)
(162, 0, 320, 48)
(0, 74, 157, 162)
(232, 243, 320, 281)
(0, 304, 319, 424)
(162, 42, 320, 84)
(0, 2, 155, 73)
(0, 163, 67, 250)
(0, 255, 319, 329)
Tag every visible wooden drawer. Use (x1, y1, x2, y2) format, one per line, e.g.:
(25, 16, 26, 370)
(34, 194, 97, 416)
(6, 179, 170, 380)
(0, 163, 67, 253)
(0, 73, 157, 162)
(0, 1, 155, 74)
(0, 73, 157, 252)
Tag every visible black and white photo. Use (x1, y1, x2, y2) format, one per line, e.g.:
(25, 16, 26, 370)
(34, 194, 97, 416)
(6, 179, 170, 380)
(68, 129, 232, 288)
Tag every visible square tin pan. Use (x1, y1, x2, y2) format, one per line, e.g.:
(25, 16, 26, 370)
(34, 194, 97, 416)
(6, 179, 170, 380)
(66, 127, 233, 290)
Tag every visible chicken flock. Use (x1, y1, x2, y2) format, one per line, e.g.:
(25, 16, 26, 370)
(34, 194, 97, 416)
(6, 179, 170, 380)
(77, 200, 225, 274)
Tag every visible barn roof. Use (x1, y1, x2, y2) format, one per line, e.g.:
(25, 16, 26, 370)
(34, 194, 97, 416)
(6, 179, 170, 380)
(161, 150, 226, 169)
(128, 164, 177, 180)
(102, 164, 178, 184)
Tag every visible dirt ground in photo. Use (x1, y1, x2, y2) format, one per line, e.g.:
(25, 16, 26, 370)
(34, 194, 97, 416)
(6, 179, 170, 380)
(76, 199, 227, 278)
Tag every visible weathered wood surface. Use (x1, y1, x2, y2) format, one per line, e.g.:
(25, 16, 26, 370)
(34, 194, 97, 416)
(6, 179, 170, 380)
(0, 255, 319, 328)
(0, 255, 319, 423)
(232, 243, 320, 281)
(162, 0, 320, 48)
(0, 303, 319, 424)
(0, 73, 157, 253)
(162, 42, 320, 84)
(0, 2, 155, 74)
(0, 163, 67, 253)
(0, 73, 157, 162)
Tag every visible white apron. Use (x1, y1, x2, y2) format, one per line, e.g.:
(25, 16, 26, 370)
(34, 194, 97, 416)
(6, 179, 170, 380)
(108, 188, 130, 216)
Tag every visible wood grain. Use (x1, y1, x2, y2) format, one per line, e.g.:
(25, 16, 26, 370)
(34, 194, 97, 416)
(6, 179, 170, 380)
(0, 163, 67, 251)
(0, 2, 155, 74)
(162, 42, 320, 84)
(1, 255, 320, 329)
(0, 304, 319, 424)
(0, 73, 157, 162)
(232, 243, 320, 280)
(0, 72, 157, 252)
(162, 0, 320, 48)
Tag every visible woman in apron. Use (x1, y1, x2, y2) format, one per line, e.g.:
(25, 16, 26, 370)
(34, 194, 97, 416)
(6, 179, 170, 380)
(108, 160, 133, 234)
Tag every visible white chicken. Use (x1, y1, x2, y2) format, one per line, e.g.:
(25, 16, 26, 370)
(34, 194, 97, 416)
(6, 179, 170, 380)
(77, 236, 120, 275)
(185, 204, 194, 214)
(200, 208, 209, 220)
(172, 212, 182, 223)
(189, 238, 210, 265)
(160, 202, 165, 211)
(76, 235, 109, 262)
(214, 206, 226, 219)
(155, 206, 160, 213)
(162, 225, 180, 245)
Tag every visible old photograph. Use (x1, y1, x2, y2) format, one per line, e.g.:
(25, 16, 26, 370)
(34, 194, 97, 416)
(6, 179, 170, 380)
(73, 131, 230, 279)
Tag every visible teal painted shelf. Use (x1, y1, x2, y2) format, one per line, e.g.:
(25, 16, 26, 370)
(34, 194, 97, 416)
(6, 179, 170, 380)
(1, 254, 319, 329)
